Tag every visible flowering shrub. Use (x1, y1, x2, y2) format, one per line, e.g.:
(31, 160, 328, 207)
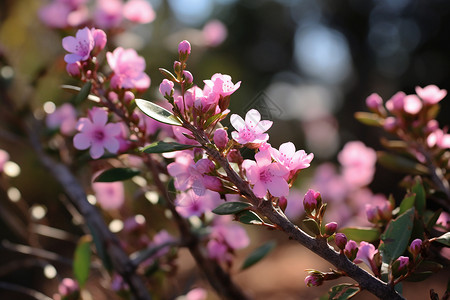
(0, 3, 449, 300)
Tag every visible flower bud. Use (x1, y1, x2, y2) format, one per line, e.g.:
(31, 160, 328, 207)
(344, 240, 358, 261)
(66, 62, 81, 77)
(159, 79, 174, 98)
(183, 70, 193, 84)
(213, 128, 229, 149)
(324, 222, 337, 236)
(195, 158, 215, 174)
(203, 175, 222, 192)
(409, 238, 422, 257)
(392, 256, 409, 277)
(173, 61, 182, 74)
(178, 40, 191, 61)
(365, 204, 380, 224)
(303, 189, 320, 216)
(366, 93, 383, 113)
(278, 196, 288, 212)
(123, 91, 135, 105)
(58, 278, 79, 299)
(91, 28, 107, 56)
(335, 233, 347, 251)
(227, 149, 243, 164)
(383, 117, 397, 132)
(108, 91, 119, 102)
(304, 274, 324, 287)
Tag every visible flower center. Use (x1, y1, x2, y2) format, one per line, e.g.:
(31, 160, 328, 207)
(259, 168, 272, 183)
(75, 40, 91, 56)
(93, 129, 105, 142)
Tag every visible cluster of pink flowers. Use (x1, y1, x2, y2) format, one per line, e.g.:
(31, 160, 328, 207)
(39, 0, 155, 29)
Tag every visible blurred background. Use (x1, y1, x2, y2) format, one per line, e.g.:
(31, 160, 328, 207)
(0, 0, 449, 299)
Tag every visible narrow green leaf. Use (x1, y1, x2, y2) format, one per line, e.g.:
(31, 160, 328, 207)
(412, 178, 426, 215)
(87, 224, 112, 272)
(204, 113, 223, 129)
(141, 141, 196, 153)
(135, 98, 182, 126)
(94, 168, 140, 182)
(377, 151, 429, 175)
(433, 232, 450, 247)
(235, 210, 263, 225)
(303, 218, 320, 236)
(241, 241, 276, 270)
(212, 202, 252, 215)
(354, 112, 383, 127)
(399, 193, 416, 215)
(380, 138, 409, 152)
(159, 68, 178, 82)
(328, 283, 360, 300)
(426, 208, 442, 231)
(379, 208, 415, 264)
(339, 227, 381, 242)
(416, 260, 443, 273)
(73, 235, 92, 288)
(405, 271, 434, 282)
(61, 84, 100, 102)
(74, 82, 92, 104)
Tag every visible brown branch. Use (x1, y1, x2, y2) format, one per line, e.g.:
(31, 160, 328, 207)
(184, 122, 405, 300)
(27, 121, 152, 300)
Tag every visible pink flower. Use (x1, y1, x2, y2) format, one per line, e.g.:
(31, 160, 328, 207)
(242, 150, 289, 198)
(184, 288, 207, 300)
(62, 27, 94, 64)
(94, 0, 123, 29)
(66, 62, 81, 77)
(416, 85, 447, 105)
(230, 109, 272, 145)
(270, 142, 314, 175)
(427, 128, 450, 149)
(354, 241, 378, 271)
(46, 103, 77, 135)
(107, 47, 150, 91)
(366, 93, 383, 110)
(91, 28, 107, 55)
(123, 0, 155, 24)
(58, 278, 79, 296)
(203, 73, 241, 97)
(39, 1, 72, 28)
(0, 149, 9, 173)
(159, 79, 174, 97)
(175, 190, 221, 218)
(396, 256, 409, 271)
(202, 20, 228, 47)
(386, 91, 406, 113)
(403, 94, 422, 115)
(338, 141, 377, 188)
(178, 40, 192, 56)
(92, 180, 124, 210)
(73, 107, 122, 159)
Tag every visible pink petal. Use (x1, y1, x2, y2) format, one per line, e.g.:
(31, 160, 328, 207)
(255, 150, 272, 167)
(90, 143, 105, 159)
(252, 181, 267, 198)
(103, 138, 120, 154)
(230, 114, 245, 131)
(245, 109, 261, 128)
(92, 108, 108, 125)
(254, 120, 273, 134)
(266, 176, 289, 197)
(62, 36, 78, 53)
(73, 133, 90, 150)
(279, 142, 296, 157)
(105, 123, 121, 136)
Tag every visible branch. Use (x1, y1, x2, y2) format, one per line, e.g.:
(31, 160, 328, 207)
(27, 121, 152, 300)
(185, 122, 405, 300)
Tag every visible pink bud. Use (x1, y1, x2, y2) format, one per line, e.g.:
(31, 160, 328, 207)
(124, 91, 135, 104)
(227, 149, 243, 164)
(58, 278, 79, 296)
(409, 238, 422, 257)
(365, 204, 380, 224)
(335, 233, 347, 250)
(213, 128, 229, 149)
(396, 256, 409, 271)
(203, 175, 222, 192)
(344, 240, 358, 261)
(178, 40, 191, 59)
(383, 117, 397, 132)
(91, 28, 107, 56)
(403, 94, 422, 115)
(366, 93, 383, 111)
(324, 222, 337, 236)
(304, 274, 323, 287)
(303, 189, 320, 215)
(159, 79, 174, 97)
(66, 62, 81, 77)
(183, 70, 193, 84)
(108, 91, 119, 102)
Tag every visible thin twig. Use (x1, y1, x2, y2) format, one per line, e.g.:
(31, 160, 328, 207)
(0, 281, 52, 300)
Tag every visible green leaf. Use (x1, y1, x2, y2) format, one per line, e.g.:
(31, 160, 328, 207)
(380, 138, 409, 152)
(433, 232, 450, 247)
(94, 168, 140, 182)
(235, 210, 263, 225)
(159, 68, 178, 82)
(405, 271, 434, 282)
(377, 151, 429, 175)
(412, 178, 426, 215)
(61, 84, 100, 102)
(339, 227, 381, 242)
(212, 202, 252, 215)
(135, 98, 182, 126)
(303, 218, 320, 236)
(73, 235, 92, 288)
(204, 113, 223, 129)
(87, 224, 112, 272)
(426, 208, 442, 231)
(241, 241, 276, 270)
(141, 141, 196, 153)
(399, 193, 416, 215)
(379, 208, 415, 264)
(328, 283, 360, 300)
(354, 112, 383, 127)
(74, 81, 92, 104)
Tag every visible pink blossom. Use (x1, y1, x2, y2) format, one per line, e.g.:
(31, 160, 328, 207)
(0, 149, 10, 173)
(202, 20, 228, 47)
(58, 278, 79, 296)
(366, 93, 383, 110)
(338, 141, 377, 188)
(167, 151, 195, 191)
(73, 107, 122, 159)
(92, 180, 124, 210)
(242, 150, 289, 198)
(91, 28, 107, 55)
(183, 70, 194, 84)
(151, 230, 175, 258)
(203, 73, 241, 97)
(409, 239, 422, 257)
(207, 219, 249, 263)
(403, 94, 422, 115)
(385, 91, 406, 113)
(270, 142, 314, 175)
(436, 211, 450, 230)
(159, 79, 174, 97)
(354, 241, 378, 271)
(39, 2, 72, 28)
(427, 128, 450, 149)
(383, 116, 397, 131)
(344, 240, 358, 260)
(94, 0, 123, 29)
(175, 190, 222, 218)
(230, 109, 272, 145)
(416, 85, 447, 105)
(184, 288, 207, 300)
(107, 47, 150, 90)
(46, 103, 77, 135)
(178, 40, 192, 56)
(396, 256, 409, 271)
(123, 0, 155, 24)
(62, 27, 94, 64)
(66, 62, 81, 77)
